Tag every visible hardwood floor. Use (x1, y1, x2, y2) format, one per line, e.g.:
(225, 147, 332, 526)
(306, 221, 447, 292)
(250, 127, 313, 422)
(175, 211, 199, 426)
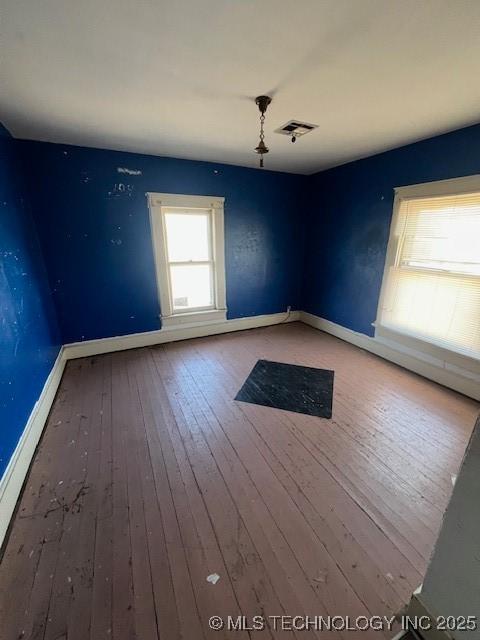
(0, 323, 478, 640)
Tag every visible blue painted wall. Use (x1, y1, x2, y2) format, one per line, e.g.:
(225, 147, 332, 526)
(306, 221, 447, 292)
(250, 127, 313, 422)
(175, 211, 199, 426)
(304, 123, 480, 336)
(0, 135, 61, 478)
(4, 118, 480, 478)
(20, 141, 306, 343)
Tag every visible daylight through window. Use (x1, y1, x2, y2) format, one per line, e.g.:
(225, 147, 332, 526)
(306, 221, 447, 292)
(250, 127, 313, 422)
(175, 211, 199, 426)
(378, 189, 480, 359)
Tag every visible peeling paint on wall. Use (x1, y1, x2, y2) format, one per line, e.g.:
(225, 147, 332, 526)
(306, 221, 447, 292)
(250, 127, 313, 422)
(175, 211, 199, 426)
(20, 140, 305, 341)
(0, 135, 60, 476)
(117, 167, 142, 176)
(106, 183, 134, 199)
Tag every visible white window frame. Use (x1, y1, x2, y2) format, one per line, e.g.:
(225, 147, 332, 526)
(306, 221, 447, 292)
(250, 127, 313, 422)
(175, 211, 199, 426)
(374, 173, 480, 374)
(148, 192, 227, 329)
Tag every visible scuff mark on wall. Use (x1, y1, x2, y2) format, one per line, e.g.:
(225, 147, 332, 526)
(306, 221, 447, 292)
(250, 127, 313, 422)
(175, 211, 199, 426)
(117, 167, 142, 176)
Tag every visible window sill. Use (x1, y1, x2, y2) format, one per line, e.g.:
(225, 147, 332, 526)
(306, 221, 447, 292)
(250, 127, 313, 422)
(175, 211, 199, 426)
(161, 309, 227, 331)
(374, 324, 480, 378)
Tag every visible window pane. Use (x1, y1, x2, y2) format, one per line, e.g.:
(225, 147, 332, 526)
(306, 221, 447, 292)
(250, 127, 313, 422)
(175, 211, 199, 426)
(170, 264, 213, 311)
(165, 211, 210, 262)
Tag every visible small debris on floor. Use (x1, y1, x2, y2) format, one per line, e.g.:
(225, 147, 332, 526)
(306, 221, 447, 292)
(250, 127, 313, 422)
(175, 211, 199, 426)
(206, 573, 220, 585)
(386, 572, 394, 582)
(451, 474, 457, 486)
(313, 571, 328, 583)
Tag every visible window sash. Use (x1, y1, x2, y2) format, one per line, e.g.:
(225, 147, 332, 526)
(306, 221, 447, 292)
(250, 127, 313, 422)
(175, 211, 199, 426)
(169, 263, 216, 313)
(163, 210, 216, 314)
(163, 208, 213, 262)
(168, 259, 213, 266)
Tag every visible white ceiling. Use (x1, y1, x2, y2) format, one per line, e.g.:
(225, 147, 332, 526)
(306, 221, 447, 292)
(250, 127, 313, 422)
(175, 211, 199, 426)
(2, 0, 480, 174)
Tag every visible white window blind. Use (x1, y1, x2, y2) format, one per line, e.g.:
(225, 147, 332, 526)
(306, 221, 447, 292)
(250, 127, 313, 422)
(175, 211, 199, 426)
(379, 190, 480, 359)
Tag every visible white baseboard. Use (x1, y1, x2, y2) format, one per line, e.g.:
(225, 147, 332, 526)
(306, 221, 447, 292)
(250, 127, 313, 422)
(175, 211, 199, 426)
(62, 310, 300, 360)
(0, 347, 66, 548)
(299, 312, 480, 401)
(0, 311, 300, 546)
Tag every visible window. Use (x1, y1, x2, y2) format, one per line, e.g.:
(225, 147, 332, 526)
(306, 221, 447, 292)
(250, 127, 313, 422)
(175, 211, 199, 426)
(148, 193, 226, 328)
(377, 176, 480, 360)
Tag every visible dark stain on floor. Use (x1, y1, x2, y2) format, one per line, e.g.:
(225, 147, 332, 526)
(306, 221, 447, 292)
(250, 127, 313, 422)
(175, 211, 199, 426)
(235, 359, 334, 418)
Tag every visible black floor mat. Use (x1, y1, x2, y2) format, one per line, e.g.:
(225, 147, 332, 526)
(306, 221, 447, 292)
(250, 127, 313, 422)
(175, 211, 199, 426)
(235, 359, 334, 418)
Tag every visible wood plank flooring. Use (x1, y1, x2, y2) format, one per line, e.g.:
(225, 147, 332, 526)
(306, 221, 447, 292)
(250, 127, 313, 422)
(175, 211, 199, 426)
(1, 323, 478, 639)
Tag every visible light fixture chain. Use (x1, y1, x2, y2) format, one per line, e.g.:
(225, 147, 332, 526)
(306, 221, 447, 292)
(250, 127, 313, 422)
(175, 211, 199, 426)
(254, 95, 271, 168)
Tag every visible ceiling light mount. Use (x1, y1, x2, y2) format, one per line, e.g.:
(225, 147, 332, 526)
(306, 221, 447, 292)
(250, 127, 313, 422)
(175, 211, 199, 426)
(255, 95, 272, 114)
(254, 95, 272, 168)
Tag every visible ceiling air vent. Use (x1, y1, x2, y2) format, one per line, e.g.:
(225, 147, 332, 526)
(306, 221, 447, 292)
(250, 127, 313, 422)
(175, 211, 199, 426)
(275, 120, 318, 141)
